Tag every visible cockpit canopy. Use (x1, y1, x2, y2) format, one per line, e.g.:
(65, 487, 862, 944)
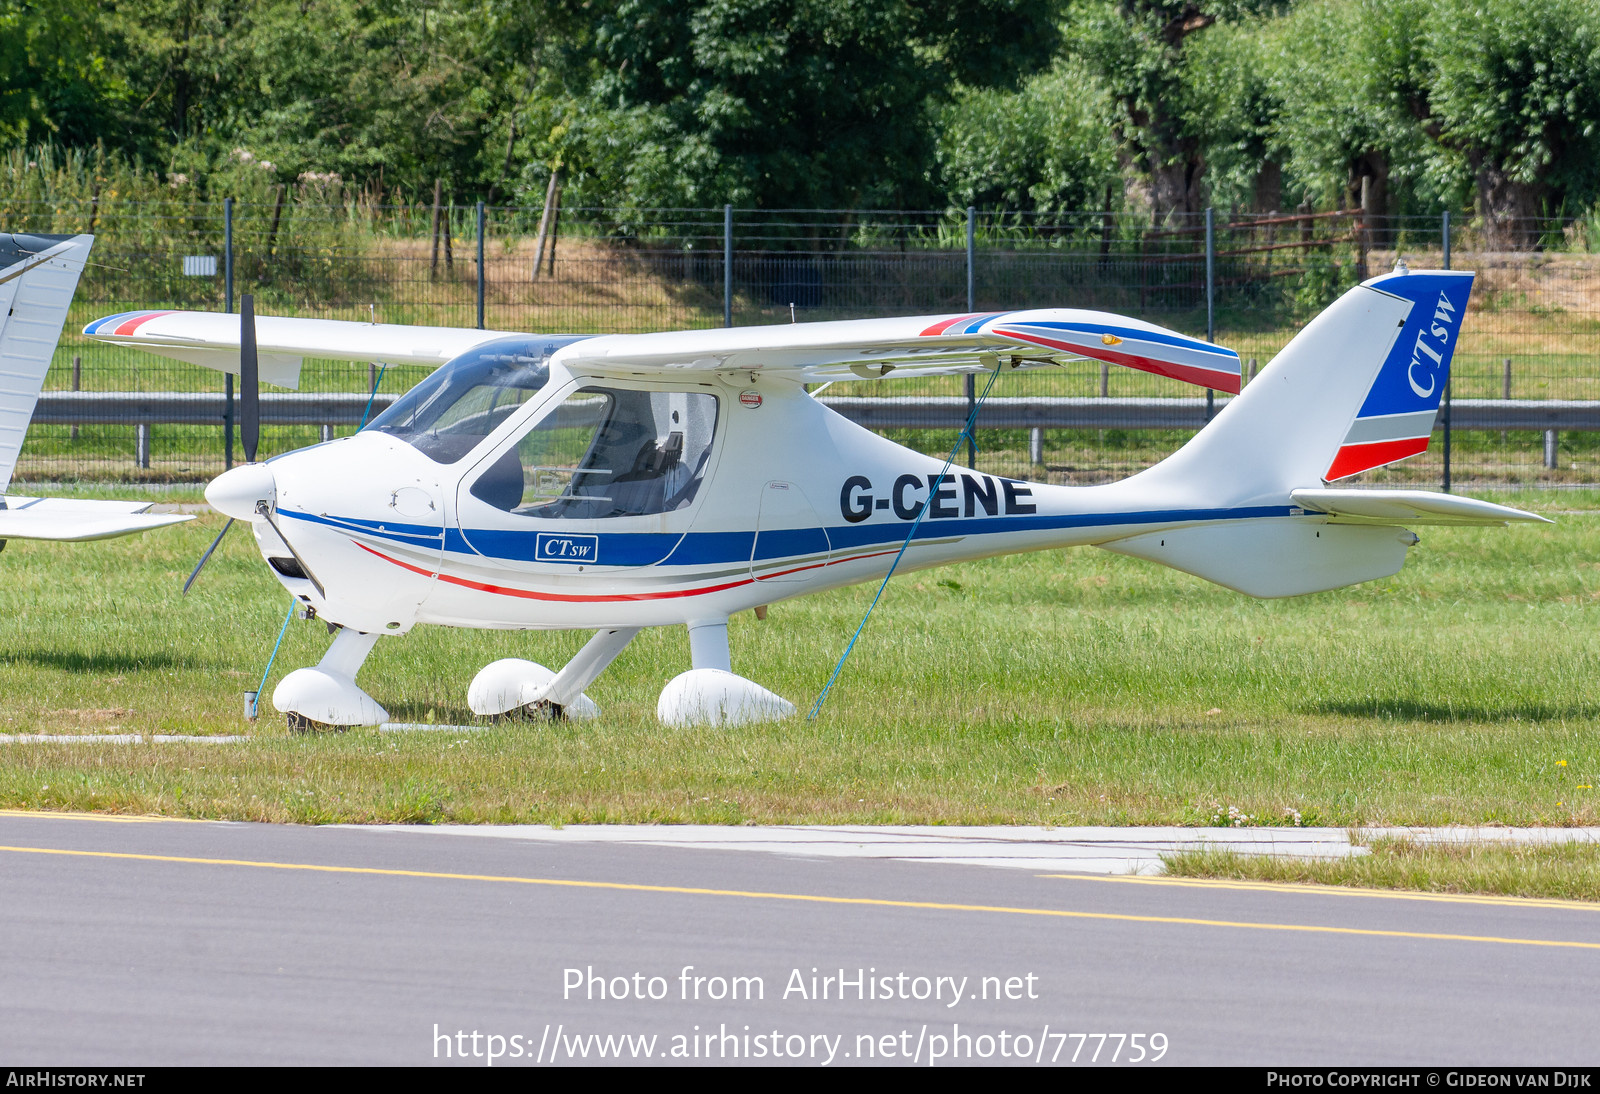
(365, 335, 590, 464)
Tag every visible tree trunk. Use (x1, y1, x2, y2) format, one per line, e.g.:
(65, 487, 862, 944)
(1143, 142, 1206, 220)
(1251, 160, 1282, 214)
(1473, 158, 1546, 251)
(1347, 153, 1389, 247)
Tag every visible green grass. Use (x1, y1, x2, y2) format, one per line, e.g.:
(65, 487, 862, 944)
(0, 490, 1596, 826)
(1163, 838, 1600, 902)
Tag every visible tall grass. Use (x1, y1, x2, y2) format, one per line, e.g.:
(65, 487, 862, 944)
(0, 490, 1593, 827)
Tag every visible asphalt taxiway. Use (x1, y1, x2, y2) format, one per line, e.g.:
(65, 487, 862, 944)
(2, 810, 1597, 1066)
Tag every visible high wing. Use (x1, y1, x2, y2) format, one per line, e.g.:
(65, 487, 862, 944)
(553, 309, 1241, 391)
(87, 307, 1241, 393)
(0, 497, 191, 541)
(84, 310, 518, 390)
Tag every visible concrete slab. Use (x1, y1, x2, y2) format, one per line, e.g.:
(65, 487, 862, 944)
(346, 822, 1600, 875)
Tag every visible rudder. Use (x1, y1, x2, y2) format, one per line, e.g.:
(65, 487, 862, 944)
(0, 233, 95, 491)
(1324, 270, 1473, 480)
(1129, 268, 1474, 507)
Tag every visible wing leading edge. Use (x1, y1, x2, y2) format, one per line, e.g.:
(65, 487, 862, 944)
(84, 311, 519, 390)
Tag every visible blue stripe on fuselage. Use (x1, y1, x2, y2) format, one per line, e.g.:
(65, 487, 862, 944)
(280, 504, 1295, 567)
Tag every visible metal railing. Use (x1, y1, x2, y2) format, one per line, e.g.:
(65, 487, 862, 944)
(30, 392, 1598, 478)
(5, 200, 1598, 487)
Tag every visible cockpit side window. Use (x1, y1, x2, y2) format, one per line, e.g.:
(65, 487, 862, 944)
(470, 386, 719, 519)
(365, 336, 587, 464)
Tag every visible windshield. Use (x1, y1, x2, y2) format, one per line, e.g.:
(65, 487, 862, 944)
(365, 335, 590, 463)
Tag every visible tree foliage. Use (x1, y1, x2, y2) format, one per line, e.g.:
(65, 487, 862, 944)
(543, 0, 1063, 210)
(1, 0, 1597, 237)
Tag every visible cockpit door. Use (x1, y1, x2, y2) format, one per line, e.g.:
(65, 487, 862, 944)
(453, 381, 723, 575)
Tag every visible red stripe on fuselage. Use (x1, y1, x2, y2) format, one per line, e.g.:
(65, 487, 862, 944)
(995, 328, 1241, 394)
(1324, 436, 1431, 481)
(356, 542, 903, 602)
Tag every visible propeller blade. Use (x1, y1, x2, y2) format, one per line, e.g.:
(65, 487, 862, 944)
(182, 517, 235, 596)
(255, 501, 326, 600)
(240, 293, 260, 463)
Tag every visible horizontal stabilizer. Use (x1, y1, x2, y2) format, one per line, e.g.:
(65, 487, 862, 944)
(0, 496, 193, 541)
(85, 311, 516, 389)
(1291, 489, 1550, 527)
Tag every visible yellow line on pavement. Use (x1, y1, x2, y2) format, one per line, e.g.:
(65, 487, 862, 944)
(0, 809, 207, 824)
(1040, 872, 1600, 912)
(2, 843, 1598, 951)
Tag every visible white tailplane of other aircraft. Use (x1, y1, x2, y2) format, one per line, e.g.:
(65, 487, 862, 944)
(0, 233, 191, 542)
(89, 266, 1545, 730)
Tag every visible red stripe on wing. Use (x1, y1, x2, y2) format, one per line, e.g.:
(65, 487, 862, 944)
(996, 328, 1241, 394)
(111, 311, 175, 336)
(919, 314, 981, 337)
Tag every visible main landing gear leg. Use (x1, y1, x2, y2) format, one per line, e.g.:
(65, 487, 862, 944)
(468, 627, 642, 721)
(657, 617, 795, 727)
(273, 628, 388, 732)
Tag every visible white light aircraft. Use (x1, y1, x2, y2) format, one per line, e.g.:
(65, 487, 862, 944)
(0, 233, 191, 543)
(89, 268, 1544, 730)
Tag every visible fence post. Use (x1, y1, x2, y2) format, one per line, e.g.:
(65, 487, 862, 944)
(224, 197, 235, 471)
(965, 206, 976, 311)
(1204, 207, 1215, 422)
(429, 179, 442, 279)
(1502, 357, 1511, 444)
(1442, 210, 1451, 492)
(965, 205, 976, 469)
(723, 204, 733, 328)
(476, 201, 486, 330)
(530, 172, 557, 280)
(70, 355, 80, 441)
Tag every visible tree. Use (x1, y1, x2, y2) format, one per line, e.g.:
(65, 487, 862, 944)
(1258, 0, 1443, 227)
(547, 0, 1064, 211)
(1427, 0, 1600, 247)
(0, 0, 137, 148)
(1065, 0, 1287, 220)
(938, 60, 1122, 213)
(1182, 12, 1290, 213)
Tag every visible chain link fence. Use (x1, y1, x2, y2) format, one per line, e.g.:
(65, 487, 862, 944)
(4, 198, 1597, 487)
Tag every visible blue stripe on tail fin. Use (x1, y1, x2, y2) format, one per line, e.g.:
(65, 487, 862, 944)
(1326, 270, 1474, 481)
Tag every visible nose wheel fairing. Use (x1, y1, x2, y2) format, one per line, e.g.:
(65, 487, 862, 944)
(272, 627, 388, 729)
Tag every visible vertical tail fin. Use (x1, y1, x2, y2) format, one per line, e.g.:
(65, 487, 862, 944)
(0, 233, 95, 492)
(1134, 269, 1474, 507)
